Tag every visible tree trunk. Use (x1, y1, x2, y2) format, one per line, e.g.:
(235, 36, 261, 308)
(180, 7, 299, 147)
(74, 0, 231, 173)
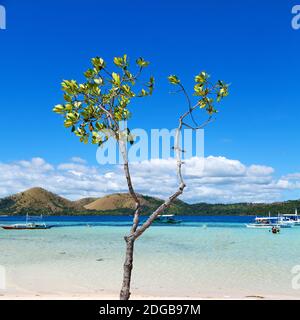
(118, 127, 185, 300)
(119, 139, 140, 300)
(120, 236, 135, 300)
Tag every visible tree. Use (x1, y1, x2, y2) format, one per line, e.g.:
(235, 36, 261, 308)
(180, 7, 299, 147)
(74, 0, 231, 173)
(53, 55, 229, 300)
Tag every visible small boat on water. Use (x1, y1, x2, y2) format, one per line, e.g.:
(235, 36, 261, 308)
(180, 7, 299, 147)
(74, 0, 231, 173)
(2, 223, 52, 230)
(281, 209, 300, 226)
(153, 214, 181, 224)
(246, 217, 280, 229)
(246, 213, 294, 229)
(1, 214, 52, 230)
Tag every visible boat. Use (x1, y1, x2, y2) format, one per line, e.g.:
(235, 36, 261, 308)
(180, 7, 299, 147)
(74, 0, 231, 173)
(246, 213, 294, 229)
(153, 214, 182, 224)
(1, 214, 52, 230)
(281, 209, 300, 226)
(2, 223, 52, 230)
(246, 217, 281, 229)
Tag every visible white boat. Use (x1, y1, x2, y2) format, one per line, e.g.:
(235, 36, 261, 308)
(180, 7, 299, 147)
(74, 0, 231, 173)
(1, 214, 51, 230)
(246, 217, 280, 229)
(153, 214, 181, 224)
(246, 213, 294, 229)
(281, 209, 300, 226)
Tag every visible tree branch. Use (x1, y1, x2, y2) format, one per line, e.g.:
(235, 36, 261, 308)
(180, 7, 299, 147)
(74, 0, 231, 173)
(119, 139, 141, 234)
(178, 83, 199, 127)
(125, 83, 218, 242)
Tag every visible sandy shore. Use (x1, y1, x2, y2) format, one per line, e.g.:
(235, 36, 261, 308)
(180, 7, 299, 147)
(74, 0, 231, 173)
(0, 290, 299, 300)
(1, 225, 300, 300)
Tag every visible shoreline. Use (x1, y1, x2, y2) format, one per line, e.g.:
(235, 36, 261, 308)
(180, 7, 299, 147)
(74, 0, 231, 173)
(0, 214, 258, 216)
(0, 292, 299, 300)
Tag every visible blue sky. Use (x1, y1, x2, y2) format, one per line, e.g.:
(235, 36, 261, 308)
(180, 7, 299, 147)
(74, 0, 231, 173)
(0, 0, 299, 202)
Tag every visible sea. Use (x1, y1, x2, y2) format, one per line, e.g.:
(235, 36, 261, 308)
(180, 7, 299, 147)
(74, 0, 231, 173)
(0, 215, 299, 298)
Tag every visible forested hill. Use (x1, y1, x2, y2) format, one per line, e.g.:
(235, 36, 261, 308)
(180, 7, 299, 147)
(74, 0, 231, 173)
(0, 188, 299, 216)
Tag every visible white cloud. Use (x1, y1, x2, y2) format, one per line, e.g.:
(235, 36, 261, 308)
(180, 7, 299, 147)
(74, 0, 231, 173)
(247, 165, 274, 176)
(0, 156, 299, 203)
(70, 157, 87, 164)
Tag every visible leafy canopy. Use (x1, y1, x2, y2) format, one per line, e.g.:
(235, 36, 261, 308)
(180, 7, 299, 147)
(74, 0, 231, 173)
(53, 55, 154, 145)
(53, 55, 229, 147)
(168, 71, 229, 115)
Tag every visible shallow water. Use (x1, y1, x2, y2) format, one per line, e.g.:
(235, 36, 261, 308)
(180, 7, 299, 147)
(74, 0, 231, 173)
(0, 216, 299, 298)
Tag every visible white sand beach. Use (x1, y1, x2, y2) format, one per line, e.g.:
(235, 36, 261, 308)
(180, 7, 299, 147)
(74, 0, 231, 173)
(1, 223, 300, 300)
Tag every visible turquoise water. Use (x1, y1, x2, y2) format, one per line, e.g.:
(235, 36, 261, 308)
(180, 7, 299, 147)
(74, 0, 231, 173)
(0, 216, 300, 298)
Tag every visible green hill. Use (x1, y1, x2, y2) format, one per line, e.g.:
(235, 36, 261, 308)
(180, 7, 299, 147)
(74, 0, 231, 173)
(0, 187, 83, 215)
(0, 187, 299, 216)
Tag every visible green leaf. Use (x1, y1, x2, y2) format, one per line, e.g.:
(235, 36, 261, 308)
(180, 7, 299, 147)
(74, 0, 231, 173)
(194, 84, 207, 96)
(92, 86, 101, 95)
(122, 84, 135, 97)
(168, 75, 180, 85)
(136, 57, 149, 67)
(138, 89, 148, 97)
(64, 94, 72, 103)
(112, 72, 121, 86)
(195, 71, 209, 83)
(148, 76, 155, 95)
(74, 101, 82, 108)
(114, 57, 123, 67)
(95, 122, 105, 131)
(219, 87, 229, 97)
(61, 80, 79, 95)
(91, 57, 105, 70)
(65, 104, 73, 111)
(64, 120, 74, 128)
(114, 54, 128, 68)
(199, 100, 207, 109)
(66, 112, 79, 121)
(53, 104, 65, 114)
(84, 69, 95, 78)
(94, 77, 103, 85)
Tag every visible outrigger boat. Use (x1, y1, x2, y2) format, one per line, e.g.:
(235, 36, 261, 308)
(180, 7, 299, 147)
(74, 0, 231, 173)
(153, 214, 182, 224)
(1, 214, 52, 230)
(281, 209, 300, 226)
(246, 213, 294, 229)
(246, 217, 281, 229)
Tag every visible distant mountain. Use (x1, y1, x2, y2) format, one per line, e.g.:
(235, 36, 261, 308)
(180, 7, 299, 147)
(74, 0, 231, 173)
(73, 197, 98, 207)
(0, 187, 83, 215)
(0, 188, 186, 216)
(84, 193, 188, 214)
(0, 187, 299, 216)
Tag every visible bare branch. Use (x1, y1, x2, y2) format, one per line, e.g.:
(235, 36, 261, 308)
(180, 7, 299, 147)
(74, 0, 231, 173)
(178, 83, 199, 127)
(182, 116, 214, 130)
